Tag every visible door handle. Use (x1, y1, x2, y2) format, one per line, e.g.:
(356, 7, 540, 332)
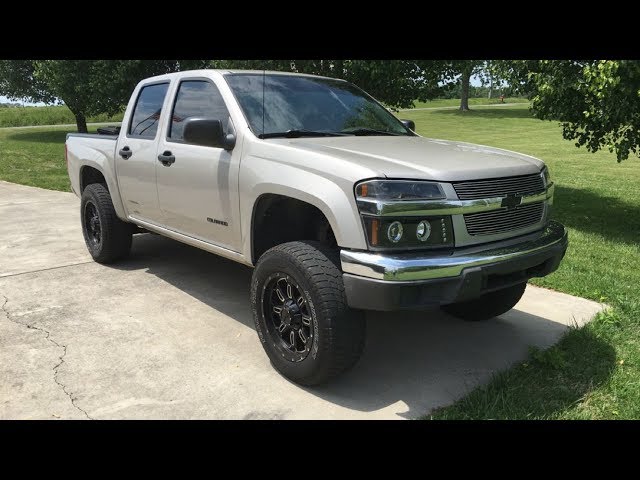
(158, 151, 175, 166)
(119, 146, 133, 159)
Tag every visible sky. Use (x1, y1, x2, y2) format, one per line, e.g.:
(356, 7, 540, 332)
(0, 95, 45, 106)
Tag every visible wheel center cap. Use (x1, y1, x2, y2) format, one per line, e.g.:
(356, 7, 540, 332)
(281, 299, 300, 327)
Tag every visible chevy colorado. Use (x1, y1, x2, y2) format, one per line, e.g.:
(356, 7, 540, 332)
(66, 70, 567, 385)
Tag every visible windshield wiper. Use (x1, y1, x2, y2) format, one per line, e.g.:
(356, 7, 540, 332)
(259, 129, 346, 139)
(340, 127, 402, 136)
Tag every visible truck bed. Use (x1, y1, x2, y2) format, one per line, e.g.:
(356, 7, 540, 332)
(65, 133, 119, 198)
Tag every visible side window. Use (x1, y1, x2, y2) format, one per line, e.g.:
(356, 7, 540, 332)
(128, 83, 169, 138)
(169, 80, 230, 143)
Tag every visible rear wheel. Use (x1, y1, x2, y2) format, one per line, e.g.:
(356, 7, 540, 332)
(441, 282, 527, 321)
(81, 183, 132, 264)
(251, 241, 366, 386)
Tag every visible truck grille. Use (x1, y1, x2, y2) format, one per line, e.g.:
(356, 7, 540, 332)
(453, 173, 545, 200)
(464, 202, 544, 236)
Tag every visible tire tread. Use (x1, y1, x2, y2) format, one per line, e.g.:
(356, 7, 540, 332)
(252, 241, 365, 385)
(81, 183, 132, 264)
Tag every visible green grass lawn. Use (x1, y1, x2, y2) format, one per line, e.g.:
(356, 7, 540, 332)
(1, 105, 638, 419)
(0, 105, 123, 128)
(398, 105, 640, 419)
(0, 126, 99, 191)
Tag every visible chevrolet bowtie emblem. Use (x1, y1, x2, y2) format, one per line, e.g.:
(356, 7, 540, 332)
(501, 194, 523, 210)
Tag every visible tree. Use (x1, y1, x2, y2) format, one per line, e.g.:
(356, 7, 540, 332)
(433, 61, 485, 111)
(0, 60, 55, 105)
(499, 60, 640, 162)
(0, 60, 208, 132)
(344, 61, 442, 109)
(487, 60, 494, 100)
(1, 59, 515, 131)
(457, 62, 476, 111)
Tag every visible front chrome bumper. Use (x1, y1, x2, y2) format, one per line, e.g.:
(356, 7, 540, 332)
(341, 221, 567, 282)
(340, 221, 568, 311)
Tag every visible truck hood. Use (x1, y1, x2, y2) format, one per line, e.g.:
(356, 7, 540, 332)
(273, 135, 544, 181)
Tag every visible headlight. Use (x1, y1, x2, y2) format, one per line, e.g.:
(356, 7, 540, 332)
(387, 221, 404, 243)
(541, 166, 554, 222)
(355, 179, 452, 250)
(355, 180, 445, 201)
(542, 166, 552, 186)
(362, 216, 453, 250)
(416, 220, 431, 241)
(541, 165, 554, 207)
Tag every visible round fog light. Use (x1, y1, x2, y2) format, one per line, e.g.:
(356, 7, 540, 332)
(416, 220, 431, 241)
(387, 221, 403, 243)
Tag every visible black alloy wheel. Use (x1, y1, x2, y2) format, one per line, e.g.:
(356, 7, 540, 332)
(84, 201, 102, 248)
(262, 273, 315, 362)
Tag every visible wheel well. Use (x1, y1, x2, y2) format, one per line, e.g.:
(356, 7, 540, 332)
(252, 194, 337, 263)
(80, 166, 106, 193)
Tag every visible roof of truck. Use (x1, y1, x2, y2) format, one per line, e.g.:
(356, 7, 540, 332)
(141, 69, 345, 83)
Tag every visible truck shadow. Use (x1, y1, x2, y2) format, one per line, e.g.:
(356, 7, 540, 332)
(6, 130, 73, 143)
(553, 185, 640, 246)
(114, 233, 614, 419)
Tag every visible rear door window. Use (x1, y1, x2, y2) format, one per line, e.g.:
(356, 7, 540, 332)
(129, 83, 169, 138)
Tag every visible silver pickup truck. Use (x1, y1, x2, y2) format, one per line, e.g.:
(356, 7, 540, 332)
(66, 69, 567, 385)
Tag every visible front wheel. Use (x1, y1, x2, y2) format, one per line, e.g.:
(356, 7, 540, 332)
(441, 282, 527, 321)
(250, 241, 366, 386)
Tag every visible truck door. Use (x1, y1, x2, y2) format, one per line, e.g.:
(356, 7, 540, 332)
(155, 79, 241, 252)
(116, 82, 169, 224)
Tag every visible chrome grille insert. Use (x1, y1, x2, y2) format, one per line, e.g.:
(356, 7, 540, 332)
(464, 202, 544, 236)
(453, 173, 545, 200)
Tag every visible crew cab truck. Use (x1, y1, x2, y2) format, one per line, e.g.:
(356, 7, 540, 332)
(66, 70, 568, 385)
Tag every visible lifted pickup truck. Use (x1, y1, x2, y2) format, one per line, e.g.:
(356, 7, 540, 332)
(66, 70, 567, 385)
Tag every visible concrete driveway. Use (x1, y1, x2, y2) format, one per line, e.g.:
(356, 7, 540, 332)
(0, 180, 604, 419)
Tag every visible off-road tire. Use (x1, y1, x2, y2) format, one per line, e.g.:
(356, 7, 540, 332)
(251, 241, 366, 386)
(80, 183, 132, 264)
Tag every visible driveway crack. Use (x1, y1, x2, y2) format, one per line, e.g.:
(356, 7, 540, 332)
(1, 295, 93, 420)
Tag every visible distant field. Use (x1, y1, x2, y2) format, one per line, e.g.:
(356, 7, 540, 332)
(409, 97, 527, 109)
(0, 105, 123, 128)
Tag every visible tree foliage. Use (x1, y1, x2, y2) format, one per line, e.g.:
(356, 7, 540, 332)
(0, 59, 509, 134)
(1, 59, 448, 131)
(497, 60, 640, 162)
(0, 60, 206, 132)
(0, 60, 55, 103)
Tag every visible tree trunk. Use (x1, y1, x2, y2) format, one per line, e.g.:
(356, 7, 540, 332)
(75, 112, 87, 133)
(460, 68, 471, 111)
(334, 60, 344, 78)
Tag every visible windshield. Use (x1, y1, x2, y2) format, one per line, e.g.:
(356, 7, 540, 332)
(224, 73, 412, 138)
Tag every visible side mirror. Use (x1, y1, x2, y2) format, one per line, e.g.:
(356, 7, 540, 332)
(401, 119, 416, 132)
(183, 117, 235, 150)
